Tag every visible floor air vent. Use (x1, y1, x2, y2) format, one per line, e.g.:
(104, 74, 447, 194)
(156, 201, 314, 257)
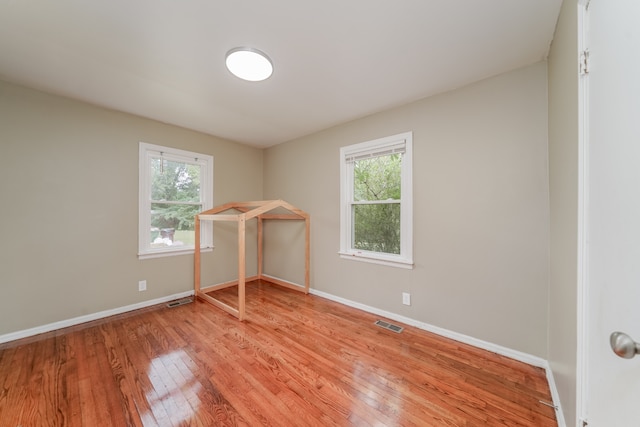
(375, 320, 404, 333)
(166, 297, 193, 308)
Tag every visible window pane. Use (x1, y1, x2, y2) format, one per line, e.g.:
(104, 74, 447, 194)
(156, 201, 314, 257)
(150, 203, 201, 248)
(352, 203, 400, 254)
(353, 154, 401, 202)
(151, 159, 201, 202)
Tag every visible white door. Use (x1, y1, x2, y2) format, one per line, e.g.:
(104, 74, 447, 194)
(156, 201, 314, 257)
(585, 0, 640, 425)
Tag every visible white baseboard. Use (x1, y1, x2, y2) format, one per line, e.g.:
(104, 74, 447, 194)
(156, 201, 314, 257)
(310, 288, 544, 366)
(543, 362, 567, 427)
(309, 288, 565, 425)
(0, 290, 194, 344)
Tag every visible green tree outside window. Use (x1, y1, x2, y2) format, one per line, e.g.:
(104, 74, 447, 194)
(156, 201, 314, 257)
(352, 154, 402, 254)
(150, 158, 202, 246)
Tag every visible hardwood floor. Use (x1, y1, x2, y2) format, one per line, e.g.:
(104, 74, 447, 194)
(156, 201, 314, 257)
(0, 280, 557, 426)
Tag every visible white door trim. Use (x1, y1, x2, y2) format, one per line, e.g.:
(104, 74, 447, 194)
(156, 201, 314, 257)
(576, 0, 590, 425)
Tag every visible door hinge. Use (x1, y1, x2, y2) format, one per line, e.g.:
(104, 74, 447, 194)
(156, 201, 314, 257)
(580, 49, 590, 75)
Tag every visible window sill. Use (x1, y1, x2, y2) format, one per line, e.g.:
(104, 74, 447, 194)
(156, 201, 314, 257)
(338, 251, 414, 269)
(138, 246, 213, 260)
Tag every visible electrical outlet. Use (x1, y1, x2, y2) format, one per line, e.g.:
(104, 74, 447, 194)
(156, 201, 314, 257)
(138, 280, 147, 292)
(402, 292, 411, 306)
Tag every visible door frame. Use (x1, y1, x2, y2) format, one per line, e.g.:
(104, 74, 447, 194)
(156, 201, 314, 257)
(577, 0, 590, 425)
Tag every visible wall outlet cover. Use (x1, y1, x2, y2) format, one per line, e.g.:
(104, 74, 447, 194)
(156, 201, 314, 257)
(402, 292, 411, 306)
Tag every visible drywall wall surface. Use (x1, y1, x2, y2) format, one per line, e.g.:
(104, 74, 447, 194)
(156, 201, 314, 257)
(0, 80, 263, 335)
(264, 62, 550, 357)
(547, 0, 579, 425)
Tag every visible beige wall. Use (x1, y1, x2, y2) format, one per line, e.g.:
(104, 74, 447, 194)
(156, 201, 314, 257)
(547, 0, 579, 425)
(1, 51, 577, 412)
(0, 80, 263, 335)
(0, 44, 580, 421)
(264, 62, 551, 357)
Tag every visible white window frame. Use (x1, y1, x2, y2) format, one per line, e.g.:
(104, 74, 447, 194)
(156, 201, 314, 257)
(339, 131, 413, 269)
(138, 142, 213, 259)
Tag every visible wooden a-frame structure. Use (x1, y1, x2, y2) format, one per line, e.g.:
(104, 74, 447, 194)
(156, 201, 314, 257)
(194, 200, 310, 321)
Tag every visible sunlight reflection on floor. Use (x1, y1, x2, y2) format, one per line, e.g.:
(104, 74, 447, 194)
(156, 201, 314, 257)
(352, 360, 404, 426)
(145, 349, 201, 424)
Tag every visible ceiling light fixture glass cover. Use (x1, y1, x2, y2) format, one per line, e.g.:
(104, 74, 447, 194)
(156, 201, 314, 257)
(225, 47, 273, 82)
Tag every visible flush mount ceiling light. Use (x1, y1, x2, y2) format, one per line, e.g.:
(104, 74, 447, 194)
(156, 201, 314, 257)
(225, 47, 273, 82)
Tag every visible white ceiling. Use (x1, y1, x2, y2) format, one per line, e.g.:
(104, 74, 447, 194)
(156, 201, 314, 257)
(0, 0, 562, 148)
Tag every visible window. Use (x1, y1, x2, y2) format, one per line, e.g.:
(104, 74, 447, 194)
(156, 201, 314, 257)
(339, 132, 413, 268)
(139, 142, 213, 259)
